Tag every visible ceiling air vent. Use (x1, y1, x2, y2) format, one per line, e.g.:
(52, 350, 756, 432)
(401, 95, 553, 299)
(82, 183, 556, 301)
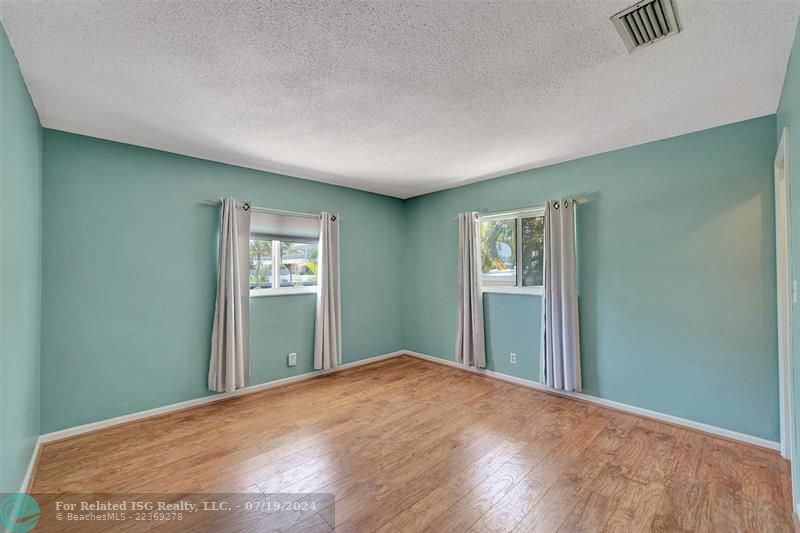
(611, 0, 680, 53)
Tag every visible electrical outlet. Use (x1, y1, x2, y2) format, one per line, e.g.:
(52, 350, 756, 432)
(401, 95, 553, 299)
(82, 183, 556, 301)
(510, 352, 517, 364)
(288, 352, 297, 367)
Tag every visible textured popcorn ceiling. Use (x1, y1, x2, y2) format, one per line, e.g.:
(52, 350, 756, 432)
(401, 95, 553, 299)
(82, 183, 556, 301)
(1, 1, 798, 198)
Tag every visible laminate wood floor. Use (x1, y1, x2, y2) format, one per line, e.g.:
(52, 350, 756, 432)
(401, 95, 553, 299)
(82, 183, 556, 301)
(30, 355, 794, 532)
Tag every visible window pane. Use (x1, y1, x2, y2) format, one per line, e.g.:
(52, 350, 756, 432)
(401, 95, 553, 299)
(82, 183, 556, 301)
(521, 216, 544, 287)
(249, 239, 273, 289)
(280, 241, 318, 288)
(480, 218, 516, 285)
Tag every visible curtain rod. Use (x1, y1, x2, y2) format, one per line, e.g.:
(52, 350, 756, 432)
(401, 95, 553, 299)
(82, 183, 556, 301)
(452, 197, 587, 220)
(203, 199, 321, 219)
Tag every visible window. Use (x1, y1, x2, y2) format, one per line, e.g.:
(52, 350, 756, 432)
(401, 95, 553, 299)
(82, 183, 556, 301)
(480, 218, 516, 285)
(249, 211, 320, 296)
(480, 208, 544, 294)
(250, 239, 273, 289)
(279, 241, 318, 288)
(521, 216, 544, 287)
(250, 239, 318, 295)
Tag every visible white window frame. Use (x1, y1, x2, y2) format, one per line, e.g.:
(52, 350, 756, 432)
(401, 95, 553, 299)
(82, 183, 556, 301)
(250, 238, 318, 297)
(480, 206, 545, 296)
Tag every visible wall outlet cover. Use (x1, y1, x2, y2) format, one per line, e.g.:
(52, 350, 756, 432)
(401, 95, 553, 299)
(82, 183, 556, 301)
(288, 352, 297, 366)
(510, 353, 517, 364)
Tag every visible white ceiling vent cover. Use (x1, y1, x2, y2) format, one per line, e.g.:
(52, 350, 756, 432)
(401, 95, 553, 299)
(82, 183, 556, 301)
(611, 0, 680, 53)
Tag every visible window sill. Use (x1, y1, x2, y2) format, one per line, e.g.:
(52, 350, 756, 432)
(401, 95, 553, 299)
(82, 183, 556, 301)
(482, 286, 543, 296)
(251, 287, 318, 298)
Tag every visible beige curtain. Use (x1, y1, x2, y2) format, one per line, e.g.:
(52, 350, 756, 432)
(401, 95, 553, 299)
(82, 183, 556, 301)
(540, 198, 581, 391)
(314, 212, 341, 370)
(455, 211, 486, 368)
(208, 198, 251, 392)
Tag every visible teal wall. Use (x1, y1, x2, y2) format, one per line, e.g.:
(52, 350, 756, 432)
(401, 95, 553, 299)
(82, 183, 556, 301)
(41, 130, 405, 432)
(405, 115, 780, 442)
(777, 17, 800, 511)
(0, 24, 42, 492)
(483, 294, 541, 379)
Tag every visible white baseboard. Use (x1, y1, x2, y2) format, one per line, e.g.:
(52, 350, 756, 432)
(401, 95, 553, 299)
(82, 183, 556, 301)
(404, 350, 780, 452)
(18, 436, 43, 494)
(39, 350, 406, 444)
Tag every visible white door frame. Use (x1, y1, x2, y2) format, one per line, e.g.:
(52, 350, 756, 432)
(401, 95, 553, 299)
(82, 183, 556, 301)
(776, 126, 793, 460)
